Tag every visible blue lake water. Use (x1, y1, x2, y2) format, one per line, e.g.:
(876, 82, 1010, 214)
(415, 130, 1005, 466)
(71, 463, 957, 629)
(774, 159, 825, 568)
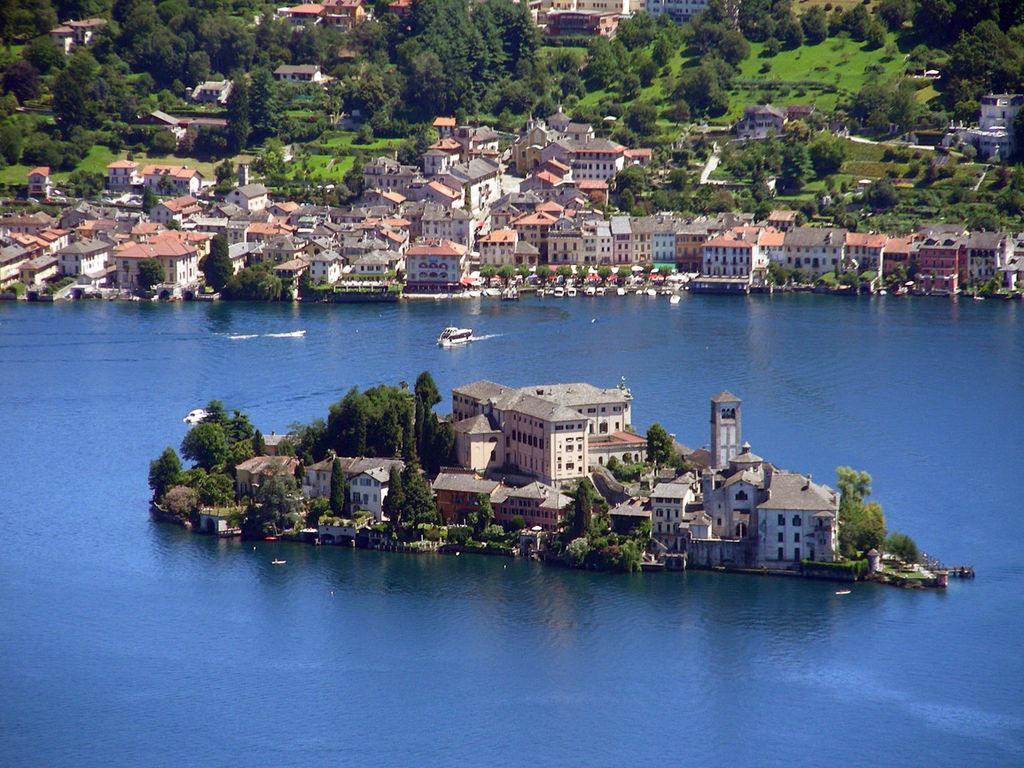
(1, 294, 1022, 766)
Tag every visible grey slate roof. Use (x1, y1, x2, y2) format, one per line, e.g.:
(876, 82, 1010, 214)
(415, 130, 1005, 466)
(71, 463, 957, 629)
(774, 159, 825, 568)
(757, 471, 837, 512)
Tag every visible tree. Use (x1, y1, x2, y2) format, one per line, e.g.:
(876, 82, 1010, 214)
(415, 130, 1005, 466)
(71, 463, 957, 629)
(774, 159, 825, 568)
(201, 235, 233, 292)
(2, 61, 42, 104)
(536, 264, 551, 281)
(329, 457, 348, 517)
(197, 472, 234, 507)
(475, 492, 494, 536)
(779, 142, 811, 192)
(801, 6, 828, 45)
(568, 477, 599, 539)
(226, 78, 250, 151)
(137, 258, 165, 291)
(808, 134, 847, 178)
(646, 423, 674, 466)
(885, 531, 920, 563)
(164, 484, 199, 519)
(225, 438, 254, 475)
(248, 67, 282, 142)
(53, 51, 99, 134)
(836, 466, 886, 557)
(244, 474, 303, 537)
(382, 465, 405, 526)
(148, 446, 182, 501)
(181, 422, 229, 471)
(400, 462, 437, 526)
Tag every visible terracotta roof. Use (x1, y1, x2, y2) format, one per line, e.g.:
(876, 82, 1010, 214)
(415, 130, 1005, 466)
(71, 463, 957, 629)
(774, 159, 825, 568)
(433, 117, 457, 128)
(27, 167, 50, 177)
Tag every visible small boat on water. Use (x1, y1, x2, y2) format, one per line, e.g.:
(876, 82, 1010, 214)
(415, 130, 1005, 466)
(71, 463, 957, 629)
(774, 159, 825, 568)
(501, 287, 519, 301)
(437, 326, 474, 347)
(183, 408, 209, 425)
(584, 286, 596, 296)
(973, 295, 984, 301)
(646, 288, 657, 297)
(271, 559, 286, 565)
(834, 589, 851, 595)
(669, 294, 681, 304)
(595, 286, 605, 296)
(566, 286, 577, 297)
(616, 287, 626, 296)
(552, 286, 565, 298)
(266, 330, 306, 338)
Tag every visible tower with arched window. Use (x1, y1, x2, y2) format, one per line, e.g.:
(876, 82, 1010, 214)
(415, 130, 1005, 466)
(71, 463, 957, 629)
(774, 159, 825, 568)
(710, 391, 742, 470)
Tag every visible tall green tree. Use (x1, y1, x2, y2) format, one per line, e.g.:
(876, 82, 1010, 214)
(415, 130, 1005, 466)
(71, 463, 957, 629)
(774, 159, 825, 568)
(181, 422, 229, 471)
(329, 457, 348, 517)
(53, 50, 99, 134)
(225, 77, 250, 151)
(400, 462, 437, 526)
(148, 446, 183, 501)
(646, 423, 674, 466)
(136, 258, 165, 291)
(248, 67, 282, 143)
(836, 466, 886, 557)
(382, 465, 405, 527)
(202, 235, 233, 292)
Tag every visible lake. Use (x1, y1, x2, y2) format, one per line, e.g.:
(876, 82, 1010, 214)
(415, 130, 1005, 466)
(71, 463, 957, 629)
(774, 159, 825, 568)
(1, 293, 1021, 766)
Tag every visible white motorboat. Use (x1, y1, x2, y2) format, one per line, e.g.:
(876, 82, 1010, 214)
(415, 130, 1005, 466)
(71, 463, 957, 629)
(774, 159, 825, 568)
(646, 288, 657, 297)
(616, 287, 625, 296)
(437, 326, 474, 346)
(566, 286, 577, 297)
(183, 408, 209, 425)
(669, 294, 681, 304)
(595, 287, 605, 296)
(552, 286, 565, 298)
(584, 285, 595, 296)
(271, 559, 286, 565)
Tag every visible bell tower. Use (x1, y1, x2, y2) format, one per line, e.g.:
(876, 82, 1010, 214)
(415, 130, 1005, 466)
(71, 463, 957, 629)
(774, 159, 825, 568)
(710, 391, 741, 470)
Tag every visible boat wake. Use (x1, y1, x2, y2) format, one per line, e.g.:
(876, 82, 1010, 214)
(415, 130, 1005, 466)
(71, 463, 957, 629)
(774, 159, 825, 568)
(470, 333, 500, 342)
(228, 330, 306, 340)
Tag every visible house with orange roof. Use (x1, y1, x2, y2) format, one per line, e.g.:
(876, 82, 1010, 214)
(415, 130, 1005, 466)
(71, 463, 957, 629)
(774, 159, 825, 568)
(405, 240, 469, 293)
(106, 159, 140, 191)
(277, 4, 325, 26)
(432, 116, 456, 137)
(113, 239, 200, 292)
(845, 231, 889, 275)
(150, 229, 213, 259)
(701, 232, 767, 284)
(49, 18, 105, 53)
(511, 210, 559, 261)
(27, 167, 51, 199)
(247, 221, 298, 243)
(477, 228, 519, 267)
(150, 196, 202, 226)
(140, 164, 203, 197)
(322, 0, 367, 27)
(520, 170, 562, 192)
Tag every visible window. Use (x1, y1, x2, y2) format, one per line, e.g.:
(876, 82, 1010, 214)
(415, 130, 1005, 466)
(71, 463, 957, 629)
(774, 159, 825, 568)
(794, 533, 800, 542)
(792, 515, 802, 526)
(777, 532, 783, 542)
(778, 547, 784, 560)
(778, 514, 785, 526)
(736, 490, 748, 501)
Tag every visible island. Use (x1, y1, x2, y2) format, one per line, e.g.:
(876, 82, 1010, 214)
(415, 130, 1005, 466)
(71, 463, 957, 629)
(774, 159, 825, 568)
(149, 372, 964, 588)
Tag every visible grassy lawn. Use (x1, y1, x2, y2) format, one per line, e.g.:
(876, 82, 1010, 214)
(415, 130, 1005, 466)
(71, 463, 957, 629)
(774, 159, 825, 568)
(314, 132, 403, 151)
(730, 33, 904, 119)
(298, 154, 355, 182)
